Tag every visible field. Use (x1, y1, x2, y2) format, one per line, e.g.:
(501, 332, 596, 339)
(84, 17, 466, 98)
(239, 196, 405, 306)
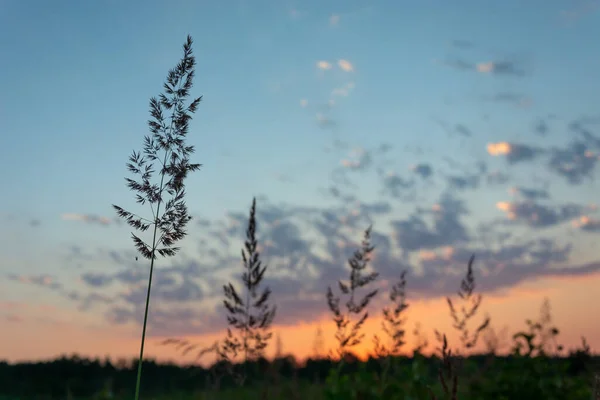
(1, 346, 599, 399)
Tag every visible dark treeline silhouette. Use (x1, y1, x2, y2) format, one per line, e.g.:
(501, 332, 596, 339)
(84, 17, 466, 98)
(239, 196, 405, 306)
(0, 350, 597, 399)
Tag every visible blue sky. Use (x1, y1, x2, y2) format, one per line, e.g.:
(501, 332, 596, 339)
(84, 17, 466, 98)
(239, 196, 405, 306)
(1, 0, 600, 361)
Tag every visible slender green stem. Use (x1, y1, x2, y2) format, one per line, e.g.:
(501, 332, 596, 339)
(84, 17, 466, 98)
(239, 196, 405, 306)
(133, 150, 170, 400)
(133, 217, 160, 400)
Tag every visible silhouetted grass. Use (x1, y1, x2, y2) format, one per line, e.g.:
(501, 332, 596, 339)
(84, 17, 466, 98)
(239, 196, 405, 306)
(113, 34, 202, 400)
(326, 226, 379, 358)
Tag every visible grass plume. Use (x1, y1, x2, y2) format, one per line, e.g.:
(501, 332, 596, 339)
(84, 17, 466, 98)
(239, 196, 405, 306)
(373, 269, 409, 357)
(218, 197, 277, 382)
(112, 34, 202, 400)
(326, 226, 379, 358)
(440, 255, 490, 352)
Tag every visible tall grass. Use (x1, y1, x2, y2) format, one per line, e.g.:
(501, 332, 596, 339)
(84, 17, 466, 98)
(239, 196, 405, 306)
(113, 35, 202, 400)
(326, 226, 379, 359)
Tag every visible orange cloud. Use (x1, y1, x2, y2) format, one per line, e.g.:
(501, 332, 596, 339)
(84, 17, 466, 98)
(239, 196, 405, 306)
(419, 250, 437, 261)
(476, 62, 495, 73)
(338, 59, 354, 72)
(316, 61, 332, 70)
(487, 142, 513, 156)
(572, 215, 600, 229)
(496, 201, 517, 219)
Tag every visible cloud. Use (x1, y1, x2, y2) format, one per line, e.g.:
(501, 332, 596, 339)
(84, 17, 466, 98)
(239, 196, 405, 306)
(534, 119, 549, 136)
(121, 279, 204, 305)
(446, 174, 480, 191)
(573, 216, 600, 232)
(509, 186, 550, 201)
(486, 170, 511, 185)
(487, 142, 543, 164)
(5, 314, 23, 323)
(455, 124, 472, 137)
(414, 238, 582, 295)
(316, 61, 332, 71)
(449, 40, 474, 49)
(81, 272, 114, 287)
(410, 163, 433, 179)
(548, 140, 598, 184)
(289, 8, 307, 19)
(430, 118, 474, 138)
(331, 82, 355, 97)
(16, 118, 600, 340)
(316, 113, 336, 128)
(340, 147, 372, 171)
(439, 58, 527, 77)
(476, 60, 526, 76)
(438, 58, 474, 71)
(7, 273, 63, 290)
(438, 159, 507, 191)
(61, 213, 112, 226)
(75, 293, 115, 312)
(337, 59, 354, 72)
(487, 92, 532, 108)
(485, 124, 599, 186)
(44, 188, 600, 338)
(273, 172, 293, 183)
(495, 200, 588, 228)
(380, 171, 415, 200)
(560, 0, 600, 24)
(391, 192, 470, 252)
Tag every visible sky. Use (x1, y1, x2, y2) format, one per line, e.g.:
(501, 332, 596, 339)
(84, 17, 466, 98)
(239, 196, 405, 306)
(1, 0, 600, 365)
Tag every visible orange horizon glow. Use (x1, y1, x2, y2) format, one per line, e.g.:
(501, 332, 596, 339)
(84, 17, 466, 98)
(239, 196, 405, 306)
(3, 271, 600, 366)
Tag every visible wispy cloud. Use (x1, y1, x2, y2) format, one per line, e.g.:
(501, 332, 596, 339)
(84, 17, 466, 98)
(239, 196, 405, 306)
(340, 147, 372, 171)
(7, 274, 62, 290)
(509, 186, 550, 201)
(560, 0, 600, 24)
(439, 57, 527, 77)
(331, 81, 355, 97)
(61, 213, 112, 226)
(449, 39, 474, 49)
(289, 8, 308, 19)
(485, 92, 533, 108)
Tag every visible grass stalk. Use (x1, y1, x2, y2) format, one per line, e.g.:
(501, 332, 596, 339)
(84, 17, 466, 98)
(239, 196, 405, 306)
(113, 34, 202, 400)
